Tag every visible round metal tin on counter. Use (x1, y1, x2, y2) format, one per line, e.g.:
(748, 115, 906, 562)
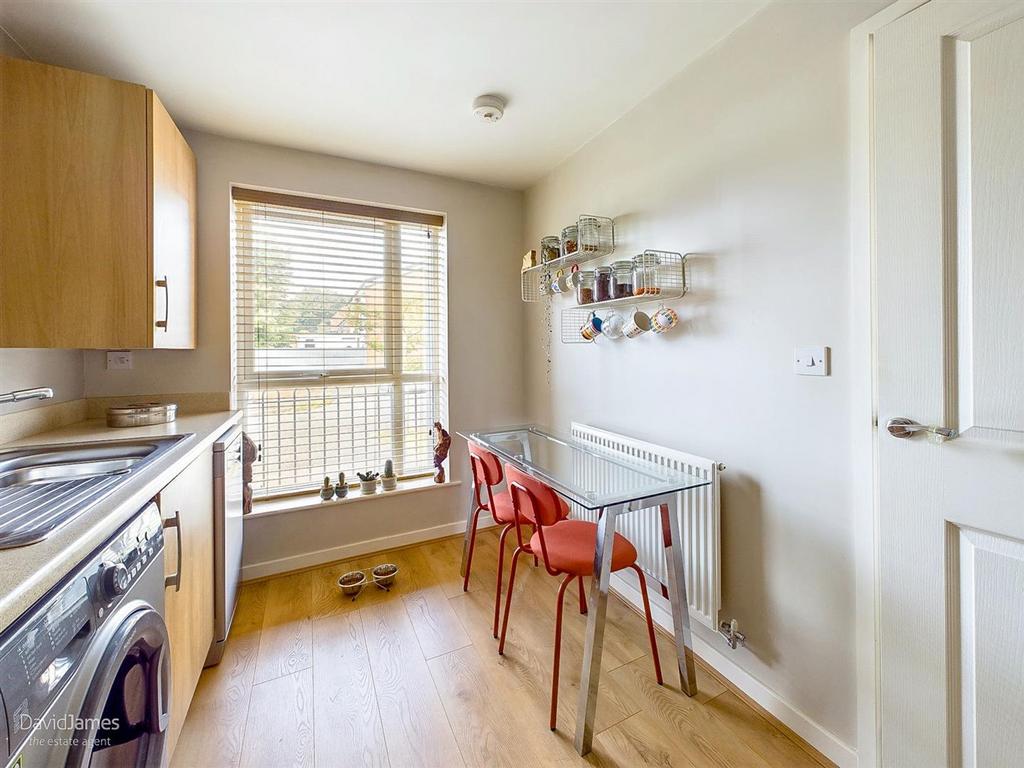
(106, 402, 178, 428)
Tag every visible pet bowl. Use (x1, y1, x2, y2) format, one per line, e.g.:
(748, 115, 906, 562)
(372, 563, 399, 590)
(338, 570, 367, 598)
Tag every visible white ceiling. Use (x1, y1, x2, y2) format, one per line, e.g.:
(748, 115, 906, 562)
(0, 1, 765, 189)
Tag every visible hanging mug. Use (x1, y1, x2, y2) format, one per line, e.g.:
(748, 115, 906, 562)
(651, 306, 679, 334)
(550, 269, 567, 294)
(622, 309, 651, 338)
(580, 312, 603, 341)
(602, 310, 624, 339)
(553, 263, 580, 294)
(566, 264, 583, 291)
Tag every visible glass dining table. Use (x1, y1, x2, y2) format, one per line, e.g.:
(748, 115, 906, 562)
(457, 424, 711, 755)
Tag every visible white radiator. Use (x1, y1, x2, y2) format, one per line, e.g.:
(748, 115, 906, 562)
(569, 422, 722, 631)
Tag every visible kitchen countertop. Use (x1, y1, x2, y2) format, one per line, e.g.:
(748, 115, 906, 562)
(0, 411, 241, 636)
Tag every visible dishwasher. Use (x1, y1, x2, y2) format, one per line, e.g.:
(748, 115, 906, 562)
(206, 424, 243, 666)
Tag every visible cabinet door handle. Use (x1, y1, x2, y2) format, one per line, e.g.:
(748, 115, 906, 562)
(163, 510, 182, 592)
(155, 275, 169, 331)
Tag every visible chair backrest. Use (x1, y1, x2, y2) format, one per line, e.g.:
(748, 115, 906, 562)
(504, 464, 572, 577)
(504, 464, 563, 528)
(468, 441, 503, 488)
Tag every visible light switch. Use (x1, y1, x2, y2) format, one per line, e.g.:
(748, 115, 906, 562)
(794, 346, 829, 376)
(106, 351, 133, 370)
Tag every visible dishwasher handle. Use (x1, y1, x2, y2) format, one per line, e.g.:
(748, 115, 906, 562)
(163, 510, 182, 592)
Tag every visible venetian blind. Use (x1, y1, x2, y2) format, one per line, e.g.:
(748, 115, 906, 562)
(232, 188, 448, 497)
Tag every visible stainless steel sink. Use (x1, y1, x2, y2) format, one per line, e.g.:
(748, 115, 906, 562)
(0, 435, 191, 549)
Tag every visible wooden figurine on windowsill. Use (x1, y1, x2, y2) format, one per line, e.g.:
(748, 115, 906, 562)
(432, 421, 451, 484)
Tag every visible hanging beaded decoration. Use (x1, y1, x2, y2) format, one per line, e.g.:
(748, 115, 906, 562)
(544, 294, 553, 386)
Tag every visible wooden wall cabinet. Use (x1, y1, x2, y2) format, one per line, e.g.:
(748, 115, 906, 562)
(159, 450, 214, 758)
(0, 55, 196, 349)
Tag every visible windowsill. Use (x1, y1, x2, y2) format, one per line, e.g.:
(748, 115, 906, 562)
(246, 477, 462, 520)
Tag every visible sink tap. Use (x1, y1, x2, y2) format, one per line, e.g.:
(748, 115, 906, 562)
(0, 387, 55, 406)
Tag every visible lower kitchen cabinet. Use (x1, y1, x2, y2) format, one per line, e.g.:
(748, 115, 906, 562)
(159, 449, 214, 758)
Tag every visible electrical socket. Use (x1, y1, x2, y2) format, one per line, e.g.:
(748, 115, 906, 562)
(106, 351, 133, 370)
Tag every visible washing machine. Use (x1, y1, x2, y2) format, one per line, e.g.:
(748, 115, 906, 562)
(0, 502, 170, 768)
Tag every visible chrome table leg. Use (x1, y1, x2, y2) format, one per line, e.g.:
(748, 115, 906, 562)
(459, 481, 478, 578)
(574, 504, 619, 754)
(661, 500, 698, 695)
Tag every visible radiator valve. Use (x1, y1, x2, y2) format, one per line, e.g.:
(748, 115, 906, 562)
(719, 618, 746, 650)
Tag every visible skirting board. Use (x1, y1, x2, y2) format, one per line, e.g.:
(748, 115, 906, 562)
(611, 573, 855, 768)
(240, 517, 497, 581)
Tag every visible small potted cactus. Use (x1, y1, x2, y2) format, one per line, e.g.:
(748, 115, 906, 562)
(357, 470, 379, 495)
(335, 472, 348, 499)
(319, 476, 335, 501)
(381, 459, 397, 491)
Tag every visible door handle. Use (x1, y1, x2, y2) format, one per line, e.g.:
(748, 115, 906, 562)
(163, 510, 182, 591)
(886, 417, 958, 441)
(155, 275, 169, 331)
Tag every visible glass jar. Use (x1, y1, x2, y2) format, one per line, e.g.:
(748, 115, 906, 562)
(538, 271, 552, 296)
(610, 261, 634, 299)
(632, 252, 662, 296)
(541, 236, 561, 264)
(576, 270, 596, 305)
(594, 266, 612, 302)
(560, 225, 578, 257)
(578, 216, 601, 253)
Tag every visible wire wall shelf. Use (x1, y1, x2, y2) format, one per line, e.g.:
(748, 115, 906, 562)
(521, 215, 615, 302)
(559, 251, 688, 344)
(561, 308, 596, 345)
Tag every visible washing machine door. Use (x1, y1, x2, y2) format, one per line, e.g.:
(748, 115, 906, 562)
(67, 607, 170, 768)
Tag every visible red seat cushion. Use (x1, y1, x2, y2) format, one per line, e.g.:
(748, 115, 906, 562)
(490, 490, 569, 526)
(530, 519, 637, 576)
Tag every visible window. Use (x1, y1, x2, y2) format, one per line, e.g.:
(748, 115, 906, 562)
(232, 188, 447, 498)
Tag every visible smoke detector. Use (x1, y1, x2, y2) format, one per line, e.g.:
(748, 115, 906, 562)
(472, 94, 506, 123)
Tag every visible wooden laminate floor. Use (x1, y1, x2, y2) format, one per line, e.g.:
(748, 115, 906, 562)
(172, 528, 828, 768)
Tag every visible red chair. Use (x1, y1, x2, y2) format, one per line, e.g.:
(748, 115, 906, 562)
(463, 441, 571, 638)
(498, 463, 663, 731)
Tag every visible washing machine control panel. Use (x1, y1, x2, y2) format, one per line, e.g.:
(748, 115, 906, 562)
(92, 506, 164, 610)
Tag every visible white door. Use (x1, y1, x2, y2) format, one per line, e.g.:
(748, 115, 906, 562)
(875, 1, 1024, 766)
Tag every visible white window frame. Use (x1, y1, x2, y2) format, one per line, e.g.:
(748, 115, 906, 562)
(232, 190, 448, 498)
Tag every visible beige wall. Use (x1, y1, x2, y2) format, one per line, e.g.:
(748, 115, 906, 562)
(0, 349, 84, 412)
(82, 131, 526, 566)
(0, 26, 86, 415)
(523, 0, 885, 750)
(84, 131, 525, 411)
